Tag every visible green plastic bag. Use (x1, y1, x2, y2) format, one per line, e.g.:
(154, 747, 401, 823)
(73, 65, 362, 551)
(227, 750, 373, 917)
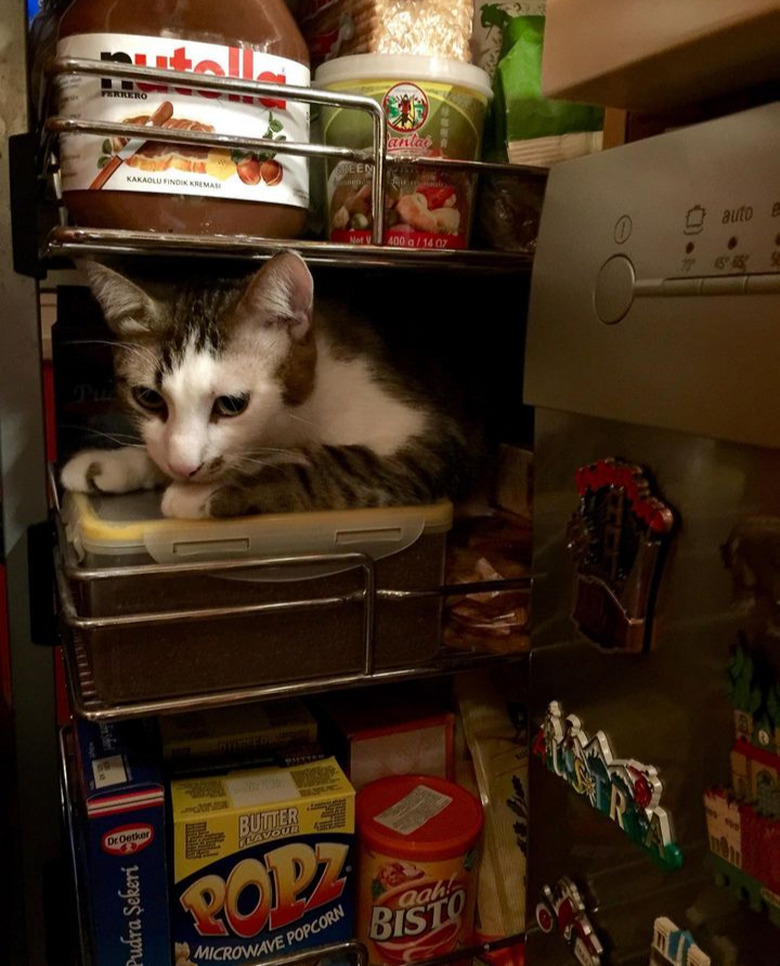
(484, 13, 603, 164)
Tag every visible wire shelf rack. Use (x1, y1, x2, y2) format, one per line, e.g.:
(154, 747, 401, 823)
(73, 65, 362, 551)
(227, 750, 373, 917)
(61, 621, 527, 722)
(40, 57, 544, 271)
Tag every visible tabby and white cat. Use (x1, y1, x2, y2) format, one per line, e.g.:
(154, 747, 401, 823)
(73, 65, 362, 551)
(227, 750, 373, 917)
(61, 252, 474, 519)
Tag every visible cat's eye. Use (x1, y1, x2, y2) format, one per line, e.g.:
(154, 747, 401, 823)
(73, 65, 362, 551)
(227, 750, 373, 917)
(132, 386, 166, 413)
(214, 394, 249, 417)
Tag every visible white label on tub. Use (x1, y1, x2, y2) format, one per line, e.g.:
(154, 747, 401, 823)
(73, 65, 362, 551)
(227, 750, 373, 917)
(374, 785, 452, 835)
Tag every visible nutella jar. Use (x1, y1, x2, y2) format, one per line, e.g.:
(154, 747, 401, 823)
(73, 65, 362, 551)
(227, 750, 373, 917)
(56, 0, 310, 236)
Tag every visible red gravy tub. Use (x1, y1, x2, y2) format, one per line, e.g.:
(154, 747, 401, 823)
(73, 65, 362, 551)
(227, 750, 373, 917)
(356, 774, 484, 965)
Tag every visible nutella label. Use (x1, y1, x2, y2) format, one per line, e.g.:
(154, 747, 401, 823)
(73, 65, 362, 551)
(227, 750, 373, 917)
(56, 34, 310, 210)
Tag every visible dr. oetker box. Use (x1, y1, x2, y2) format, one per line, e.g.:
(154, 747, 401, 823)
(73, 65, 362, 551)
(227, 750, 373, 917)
(74, 719, 170, 966)
(170, 757, 355, 966)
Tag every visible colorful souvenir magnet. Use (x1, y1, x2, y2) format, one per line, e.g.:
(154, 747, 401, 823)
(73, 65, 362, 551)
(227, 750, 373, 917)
(704, 643, 780, 927)
(533, 701, 683, 870)
(649, 918, 710, 966)
(567, 458, 675, 653)
(534, 876, 603, 966)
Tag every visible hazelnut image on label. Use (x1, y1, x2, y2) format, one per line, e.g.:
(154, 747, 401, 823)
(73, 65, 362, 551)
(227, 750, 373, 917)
(260, 160, 283, 185)
(236, 157, 262, 185)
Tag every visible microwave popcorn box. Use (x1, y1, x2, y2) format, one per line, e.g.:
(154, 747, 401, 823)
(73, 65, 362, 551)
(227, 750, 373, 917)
(171, 757, 356, 965)
(73, 719, 171, 966)
(160, 699, 318, 765)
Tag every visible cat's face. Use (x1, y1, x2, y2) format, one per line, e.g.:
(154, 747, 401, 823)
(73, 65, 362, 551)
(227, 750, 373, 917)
(82, 253, 316, 483)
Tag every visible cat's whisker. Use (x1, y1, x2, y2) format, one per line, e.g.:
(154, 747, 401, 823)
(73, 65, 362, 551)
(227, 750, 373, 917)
(237, 453, 288, 465)
(117, 344, 164, 369)
(285, 412, 321, 430)
(234, 457, 279, 471)
(253, 446, 302, 456)
(76, 338, 157, 365)
(58, 426, 144, 448)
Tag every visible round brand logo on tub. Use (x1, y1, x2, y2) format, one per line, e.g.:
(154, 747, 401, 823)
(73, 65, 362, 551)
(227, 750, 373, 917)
(383, 83, 429, 134)
(102, 823, 155, 856)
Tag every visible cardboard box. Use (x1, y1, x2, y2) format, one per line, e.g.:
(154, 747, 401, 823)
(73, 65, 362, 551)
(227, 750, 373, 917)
(74, 719, 170, 966)
(496, 445, 533, 520)
(171, 758, 355, 964)
(316, 685, 455, 791)
(541, 0, 780, 112)
(159, 699, 318, 765)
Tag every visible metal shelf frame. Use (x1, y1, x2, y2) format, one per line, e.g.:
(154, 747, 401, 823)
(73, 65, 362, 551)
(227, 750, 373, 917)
(46, 227, 534, 272)
(54, 509, 530, 722)
(23, 42, 537, 966)
(3, 0, 59, 962)
(61, 620, 527, 722)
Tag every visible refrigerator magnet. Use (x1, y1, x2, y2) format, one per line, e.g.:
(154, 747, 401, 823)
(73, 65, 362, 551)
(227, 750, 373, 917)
(532, 701, 683, 870)
(535, 875, 604, 966)
(703, 639, 780, 927)
(567, 458, 675, 654)
(650, 917, 711, 966)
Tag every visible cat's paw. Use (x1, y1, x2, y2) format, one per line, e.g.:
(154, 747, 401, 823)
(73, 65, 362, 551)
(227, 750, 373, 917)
(61, 447, 163, 494)
(161, 482, 218, 519)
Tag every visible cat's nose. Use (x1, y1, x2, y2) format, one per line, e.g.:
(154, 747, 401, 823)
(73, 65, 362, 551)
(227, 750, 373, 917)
(168, 460, 204, 480)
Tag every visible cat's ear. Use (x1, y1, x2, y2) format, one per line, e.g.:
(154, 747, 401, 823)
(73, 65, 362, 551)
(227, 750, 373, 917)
(236, 251, 313, 343)
(78, 260, 162, 336)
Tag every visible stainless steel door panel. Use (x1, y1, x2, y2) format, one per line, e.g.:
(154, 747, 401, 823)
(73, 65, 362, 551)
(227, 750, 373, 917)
(527, 408, 780, 965)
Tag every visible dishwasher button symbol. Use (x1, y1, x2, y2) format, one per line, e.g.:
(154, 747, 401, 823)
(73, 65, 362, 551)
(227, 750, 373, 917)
(684, 205, 707, 235)
(614, 214, 633, 244)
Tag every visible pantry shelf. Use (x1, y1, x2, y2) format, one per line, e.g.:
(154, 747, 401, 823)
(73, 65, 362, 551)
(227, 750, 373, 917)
(34, 57, 543, 274)
(44, 226, 535, 272)
(60, 722, 526, 966)
(60, 624, 528, 723)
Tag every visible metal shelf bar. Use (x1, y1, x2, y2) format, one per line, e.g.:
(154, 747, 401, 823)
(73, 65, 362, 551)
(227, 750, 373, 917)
(61, 625, 526, 722)
(45, 227, 533, 270)
(58, 727, 93, 966)
(47, 117, 372, 164)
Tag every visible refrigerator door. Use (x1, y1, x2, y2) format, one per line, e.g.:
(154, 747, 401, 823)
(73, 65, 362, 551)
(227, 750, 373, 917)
(524, 103, 780, 966)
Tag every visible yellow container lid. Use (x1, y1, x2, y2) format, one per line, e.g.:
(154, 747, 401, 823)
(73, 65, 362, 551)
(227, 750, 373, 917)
(63, 490, 453, 565)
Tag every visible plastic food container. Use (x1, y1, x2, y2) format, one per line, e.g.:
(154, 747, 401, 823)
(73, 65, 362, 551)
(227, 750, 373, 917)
(58, 490, 452, 703)
(315, 54, 492, 250)
(356, 774, 483, 965)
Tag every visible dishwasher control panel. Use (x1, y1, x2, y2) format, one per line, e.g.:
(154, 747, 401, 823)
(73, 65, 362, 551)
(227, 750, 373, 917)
(525, 102, 780, 449)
